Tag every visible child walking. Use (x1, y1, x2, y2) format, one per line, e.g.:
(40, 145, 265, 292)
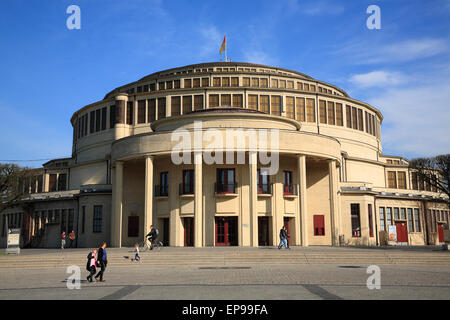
(86, 249, 97, 282)
(132, 243, 141, 262)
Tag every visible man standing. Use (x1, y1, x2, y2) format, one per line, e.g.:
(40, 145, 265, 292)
(95, 241, 108, 282)
(68, 230, 76, 248)
(278, 226, 290, 250)
(61, 231, 66, 250)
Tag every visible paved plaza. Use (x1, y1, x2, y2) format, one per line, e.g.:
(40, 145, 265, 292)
(0, 246, 449, 300)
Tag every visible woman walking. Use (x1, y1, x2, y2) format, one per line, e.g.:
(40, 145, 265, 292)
(95, 242, 108, 282)
(86, 249, 97, 283)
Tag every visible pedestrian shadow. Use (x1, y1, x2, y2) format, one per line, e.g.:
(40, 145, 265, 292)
(61, 279, 89, 283)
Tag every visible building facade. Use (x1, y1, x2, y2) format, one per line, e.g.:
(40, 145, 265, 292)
(1, 62, 449, 248)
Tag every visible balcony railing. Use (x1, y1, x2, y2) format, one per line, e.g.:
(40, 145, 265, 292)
(258, 183, 273, 195)
(283, 184, 298, 196)
(179, 183, 194, 195)
(215, 182, 237, 194)
(155, 185, 169, 197)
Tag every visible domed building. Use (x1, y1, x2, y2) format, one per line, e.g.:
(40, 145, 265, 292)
(1, 62, 448, 248)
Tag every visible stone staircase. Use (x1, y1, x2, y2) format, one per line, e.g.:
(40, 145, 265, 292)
(1, 247, 449, 270)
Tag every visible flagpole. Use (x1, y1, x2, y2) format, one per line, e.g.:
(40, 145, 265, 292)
(225, 34, 228, 62)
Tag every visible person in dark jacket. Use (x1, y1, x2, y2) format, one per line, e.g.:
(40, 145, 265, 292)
(278, 226, 290, 249)
(95, 242, 108, 282)
(86, 249, 97, 283)
(146, 225, 159, 250)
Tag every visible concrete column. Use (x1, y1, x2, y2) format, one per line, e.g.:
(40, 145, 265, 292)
(329, 159, 339, 246)
(298, 155, 308, 246)
(111, 161, 123, 247)
(249, 151, 258, 246)
(194, 152, 203, 247)
(144, 156, 153, 242)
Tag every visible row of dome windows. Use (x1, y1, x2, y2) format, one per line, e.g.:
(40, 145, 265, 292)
(75, 93, 379, 141)
(122, 76, 342, 97)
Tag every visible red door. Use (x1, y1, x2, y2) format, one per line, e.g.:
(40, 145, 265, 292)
(215, 217, 238, 246)
(395, 222, 408, 243)
(258, 217, 269, 246)
(283, 217, 291, 246)
(438, 224, 445, 243)
(184, 217, 194, 247)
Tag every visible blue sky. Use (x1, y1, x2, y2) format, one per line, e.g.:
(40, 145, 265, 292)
(0, 0, 449, 168)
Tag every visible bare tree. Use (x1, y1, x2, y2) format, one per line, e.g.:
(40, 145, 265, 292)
(409, 154, 450, 203)
(0, 163, 32, 214)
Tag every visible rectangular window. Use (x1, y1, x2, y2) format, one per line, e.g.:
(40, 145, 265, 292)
(194, 95, 203, 111)
(260, 78, 268, 88)
(137, 100, 146, 124)
(351, 204, 361, 237)
(201, 78, 209, 87)
(279, 80, 286, 88)
(174, 80, 180, 89)
(352, 107, 358, 129)
(388, 171, 397, 188)
(57, 173, 67, 191)
(286, 97, 295, 119)
(400, 208, 406, 220)
(193, 78, 200, 88)
(209, 94, 219, 108)
(346, 105, 352, 128)
(109, 105, 116, 129)
(222, 77, 230, 87)
(158, 97, 166, 119)
(37, 175, 43, 193)
(407, 208, 414, 232)
(411, 172, 418, 190)
(296, 97, 305, 122)
(271, 79, 278, 88)
(251, 78, 259, 87)
(231, 77, 239, 87)
(257, 169, 270, 194)
(335, 103, 343, 126)
(221, 94, 231, 107)
(171, 96, 181, 116)
(260, 95, 269, 113)
(49, 174, 57, 192)
(386, 207, 393, 227)
(128, 216, 139, 238)
(303, 83, 309, 91)
(313, 215, 325, 236)
(394, 207, 399, 220)
(271, 96, 281, 116)
(327, 101, 335, 125)
(297, 82, 303, 90)
(306, 99, 315, 122)
(414, 209, 421, 232)
(93, 205, 102, 233)
(216, 168, 236, 193)
(310, 85, 316, 92)
(358, 109, 364, 131)
(184, 79, 191, 88)
(283, 171, 293, 195)
(127, 102, 134, 125)
(232, 94, 243, 108)
(243, 77, 250, 87)
(148, 99, 156, 122)
(159, 82, 165, 90)
(368, 204, 374, 237)
(90, 110, 95, 134)
(287, 80, 294, 89)
(183, 96, 192, 114)
(101, 107, 107, 130)
(95, 109, 101, 132)
(213, 77, 221, 87)
(319, 100, 327, 124)
(397, 172, 406, 189)
(379, 207, 385, 231)
(182, 170, 194, 194)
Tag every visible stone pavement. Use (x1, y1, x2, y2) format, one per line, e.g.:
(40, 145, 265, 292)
(0, 246, 449, 300)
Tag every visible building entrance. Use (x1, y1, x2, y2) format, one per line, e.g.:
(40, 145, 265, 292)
(183, 217, 194, 247)
(215, 217, 238, 246)
(395, 221, 408, 245)
(258, 217, 270, 246)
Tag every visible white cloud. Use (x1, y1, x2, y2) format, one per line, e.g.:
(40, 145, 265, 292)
(369, 83, 450, 157)
(335, 38, 449, 65)
(349, 70, 406, 88)
(286, 0, 344, 16)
